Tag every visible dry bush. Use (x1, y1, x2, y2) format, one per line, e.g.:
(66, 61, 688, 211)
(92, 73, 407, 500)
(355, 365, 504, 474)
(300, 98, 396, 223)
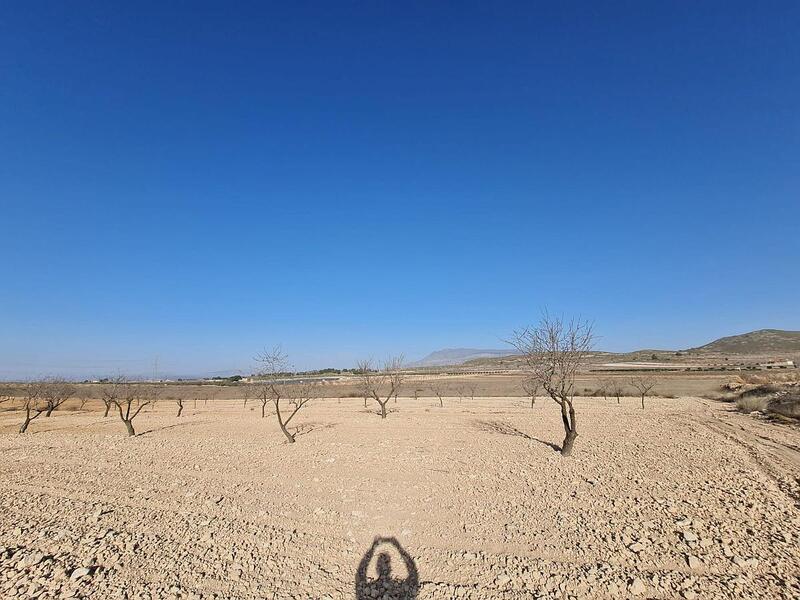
(770, 394, 800, 419)
(735, 396, 769, 413)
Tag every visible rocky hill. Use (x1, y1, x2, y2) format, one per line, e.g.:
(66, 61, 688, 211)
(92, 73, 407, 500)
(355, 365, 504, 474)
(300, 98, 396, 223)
(688, 329, 800, 354)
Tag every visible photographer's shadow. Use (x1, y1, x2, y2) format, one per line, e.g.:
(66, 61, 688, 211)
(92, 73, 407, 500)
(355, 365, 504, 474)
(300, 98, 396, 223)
(355, 536, 419, 599)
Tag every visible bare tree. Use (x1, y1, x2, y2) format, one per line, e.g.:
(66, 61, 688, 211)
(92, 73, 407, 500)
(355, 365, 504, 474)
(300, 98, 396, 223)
(241, 384, 254, 409)
(41, 378, 75, 417)
(173, 396, 185, 417)
(254, 346, 314, 442)
(521, 377, 539, 408)
(597, 378, 610, 402)
(101, 376, 127, 417)
(455, 386, 465, 403)
(356, 356, 404, 419)
(256, 385, 270, 418)
(19, 381, 47, 433)
(109, 382, 156, 436)
(76, 388, 90, 410)
(467, 383, 478, 402)
(630, 376, 658, 409)
(429, 380, 446, 408)
(607, 378, 624, 404)
(509, 313, 594, 457)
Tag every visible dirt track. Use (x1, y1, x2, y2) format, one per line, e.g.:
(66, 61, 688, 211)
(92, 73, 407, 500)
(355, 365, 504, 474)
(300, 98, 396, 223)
(1, 397, 798, 599)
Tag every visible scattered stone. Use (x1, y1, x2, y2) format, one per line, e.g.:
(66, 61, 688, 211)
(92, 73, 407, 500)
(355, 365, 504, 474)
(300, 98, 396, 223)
(629, 577, 646, 596)
(69, 567, 91, 581)
(686, 555, 701, 569)
(19, 553, 45, 568)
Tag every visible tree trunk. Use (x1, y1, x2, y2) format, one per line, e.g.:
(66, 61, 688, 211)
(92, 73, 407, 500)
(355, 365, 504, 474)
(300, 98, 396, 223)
(379, 401, 387, 419)
(616, 394, 620, 404)
(530, 396, 535, 408)
(559, 400, 578, 457)
(261, 403, 266, 418)
(103, 402, 110, 417)
(124, 419, 135, 437)
(177, 404, 183, 417)
(45, 407, 54, 417)
(19, 415, 31, 434)
(279, 422, 295, 443)
(364, 397, 368, 408)
(641, 395, 645, 409)
(561, 429, 578, 456)
(439, 396, 443, 408)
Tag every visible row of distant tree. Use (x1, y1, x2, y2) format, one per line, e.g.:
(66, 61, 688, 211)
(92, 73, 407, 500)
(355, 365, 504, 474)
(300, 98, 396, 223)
(2, 314, 664, 455)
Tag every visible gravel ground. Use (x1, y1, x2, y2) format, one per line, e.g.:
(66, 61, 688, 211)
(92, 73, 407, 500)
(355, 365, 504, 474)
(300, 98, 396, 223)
(0, 396, 798, 599)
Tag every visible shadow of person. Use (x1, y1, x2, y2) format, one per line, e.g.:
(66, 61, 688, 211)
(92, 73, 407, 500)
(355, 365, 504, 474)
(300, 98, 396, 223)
(355, 536, 419, 599)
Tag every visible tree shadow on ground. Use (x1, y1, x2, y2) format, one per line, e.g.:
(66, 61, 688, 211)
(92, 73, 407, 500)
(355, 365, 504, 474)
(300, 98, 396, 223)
(356, 537, 418, 600)
(137, 421, 203, 437)
(293, 422, 336, 438)
(473, 419, 561, 452)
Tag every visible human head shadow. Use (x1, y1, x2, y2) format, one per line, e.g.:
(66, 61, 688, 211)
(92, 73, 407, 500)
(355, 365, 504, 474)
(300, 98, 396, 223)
(355, 536, 418, 599)
(474, 419, 561, 452)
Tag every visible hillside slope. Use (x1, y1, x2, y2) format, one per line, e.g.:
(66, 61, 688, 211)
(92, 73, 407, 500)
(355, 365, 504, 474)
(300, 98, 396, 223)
(689, 329, 800, 354)
(409, 348, 516, 367)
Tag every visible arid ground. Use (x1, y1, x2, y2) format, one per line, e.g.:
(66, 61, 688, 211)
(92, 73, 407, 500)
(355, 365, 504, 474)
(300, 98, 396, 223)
(1, 395, 799, 599)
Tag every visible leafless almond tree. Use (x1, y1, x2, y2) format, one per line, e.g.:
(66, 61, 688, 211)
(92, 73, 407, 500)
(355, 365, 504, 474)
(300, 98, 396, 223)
(467, 383, 477, 402)
(509, 313, 594, 457)
(173, 396, 185, 417)
(597, 378, 610, 402)
(109, 381, 156, 436)
(429, 380, 446, 408)
(19, 381, 47, 433)
(257, 385, 270, 418)
(101, 376, 127, 417)
(241, 384, 254, 409)
(521, 377, 539, 408)
(76, 388, 90, 410)
(356, 356, 404, 419)
(41, 378, 75, 417)
(630, 375, 658, 409)
(254, 346, 314, 442)
(607, 378, 624, 404)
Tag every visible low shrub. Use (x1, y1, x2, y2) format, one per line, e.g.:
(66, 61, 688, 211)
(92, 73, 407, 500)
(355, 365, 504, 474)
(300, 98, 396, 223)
(735, 396, 769, 413)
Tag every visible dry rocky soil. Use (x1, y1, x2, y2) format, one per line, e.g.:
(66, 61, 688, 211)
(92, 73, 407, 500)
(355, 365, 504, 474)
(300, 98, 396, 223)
(1, 396, 799, 599)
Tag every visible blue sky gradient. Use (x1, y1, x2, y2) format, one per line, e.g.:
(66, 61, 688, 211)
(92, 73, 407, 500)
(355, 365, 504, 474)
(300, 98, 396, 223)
(1, 2, 798, 378)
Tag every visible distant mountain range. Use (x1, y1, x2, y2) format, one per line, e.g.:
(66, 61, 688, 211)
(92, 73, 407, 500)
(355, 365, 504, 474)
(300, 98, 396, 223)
(409, 348, 517, 367)
(410, 329, 800, 369)
(687, 329, 800, 354)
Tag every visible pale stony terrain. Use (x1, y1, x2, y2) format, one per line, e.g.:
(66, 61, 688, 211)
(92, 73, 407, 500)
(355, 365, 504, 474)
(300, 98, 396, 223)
(1, 396, 798, 599)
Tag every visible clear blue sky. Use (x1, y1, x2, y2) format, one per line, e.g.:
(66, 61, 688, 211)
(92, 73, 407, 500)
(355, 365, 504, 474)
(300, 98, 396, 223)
(1, 2, 798, 379)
